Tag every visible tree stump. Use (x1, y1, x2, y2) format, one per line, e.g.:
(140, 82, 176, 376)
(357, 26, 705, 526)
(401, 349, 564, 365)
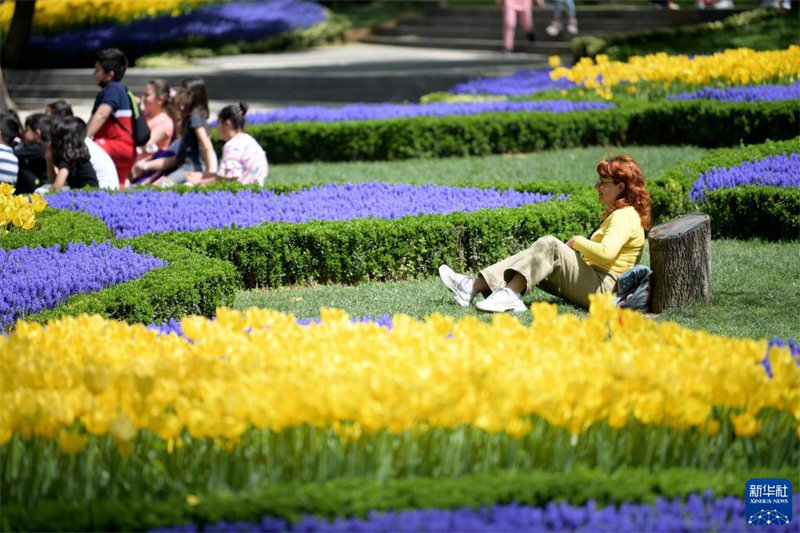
(649, 213, 711, 313)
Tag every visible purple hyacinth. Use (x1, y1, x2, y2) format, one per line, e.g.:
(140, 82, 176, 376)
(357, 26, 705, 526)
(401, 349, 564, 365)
(763, 337, 800, 379)
(450, 69, 576, 96)
(46, 183, 566, 238)
(0, 242, 166, 329)
(243, 100, 612, 125)
(150, 492, 800, 532)
(26, 0, 325, 57)
(668, 82, 800, 103)
(689, 153, 800, 203)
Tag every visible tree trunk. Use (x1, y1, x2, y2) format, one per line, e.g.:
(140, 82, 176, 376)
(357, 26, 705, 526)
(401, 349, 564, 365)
(649, 213, 711, 313)
(0, 66, 15, 112)
(2, 0, 36, 69)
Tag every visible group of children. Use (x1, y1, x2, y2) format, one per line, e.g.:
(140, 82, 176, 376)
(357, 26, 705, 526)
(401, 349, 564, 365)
(0, 47, 268, 196)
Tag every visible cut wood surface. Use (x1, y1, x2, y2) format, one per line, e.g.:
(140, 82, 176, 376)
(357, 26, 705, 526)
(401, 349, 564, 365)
(649, 213, 711, 313)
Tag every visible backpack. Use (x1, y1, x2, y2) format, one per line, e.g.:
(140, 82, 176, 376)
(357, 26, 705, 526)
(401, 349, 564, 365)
(615, 265, 652, 312)
(111, 88, 151, 147)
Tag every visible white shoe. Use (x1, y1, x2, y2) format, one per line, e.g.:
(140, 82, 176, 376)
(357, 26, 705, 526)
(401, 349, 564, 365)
(475, 287, 527, 313)
(566, 20, 578, 34)
(545, 20, 562, 37)
(438, 264, 477, 307)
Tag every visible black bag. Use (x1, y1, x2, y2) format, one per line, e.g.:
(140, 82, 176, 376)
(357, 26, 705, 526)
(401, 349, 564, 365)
(111, 88, 151, 147)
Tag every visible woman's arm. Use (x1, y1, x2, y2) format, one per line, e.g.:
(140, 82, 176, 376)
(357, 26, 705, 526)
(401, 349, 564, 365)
(132, 155, 177, 178)
(51, 167, 69, 191)
(147, 125, 170, 150)
(570, 209, 632, 263)
(86, 104, 113, 139)
(195, 126, 217, 174)
(46, 147, 55, 183)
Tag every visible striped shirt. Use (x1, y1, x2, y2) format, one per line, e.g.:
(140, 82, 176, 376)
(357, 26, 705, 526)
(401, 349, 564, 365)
(0, 144, 18, 185)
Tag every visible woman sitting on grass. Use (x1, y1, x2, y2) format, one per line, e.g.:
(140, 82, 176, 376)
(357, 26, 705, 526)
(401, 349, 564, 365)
(185, 102, 268, 187)
(439, 154, 651, 313)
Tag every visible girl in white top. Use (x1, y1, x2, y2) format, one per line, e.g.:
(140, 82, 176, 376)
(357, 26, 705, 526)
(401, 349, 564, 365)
(185, 102, 268, 187)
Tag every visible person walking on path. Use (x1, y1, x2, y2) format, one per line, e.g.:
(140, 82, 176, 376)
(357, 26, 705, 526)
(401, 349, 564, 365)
(498, 0, 543, 53)
(439, 155, 651, 313)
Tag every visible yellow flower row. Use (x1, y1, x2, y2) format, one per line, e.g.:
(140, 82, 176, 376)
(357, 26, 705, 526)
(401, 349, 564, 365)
(0, 0, 213, 34)
(2, 295, 798, 455)
(550, 46, 800, 98)
(0, 183, 47, 232)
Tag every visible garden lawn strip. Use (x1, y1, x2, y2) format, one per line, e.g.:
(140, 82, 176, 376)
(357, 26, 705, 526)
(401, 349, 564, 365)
(234, 240, 800, 341)
(3, 467, 796, 532)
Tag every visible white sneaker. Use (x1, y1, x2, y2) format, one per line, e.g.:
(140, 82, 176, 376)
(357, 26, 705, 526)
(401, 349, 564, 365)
(566, 19, 578, 35)
(475, 287, 527, 313)
(545, 20, 562, 37)
(438, 264, 477, 307)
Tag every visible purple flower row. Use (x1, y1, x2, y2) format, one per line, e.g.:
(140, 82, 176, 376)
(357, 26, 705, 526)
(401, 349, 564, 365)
(47, 183, 566, 238)
(668, 82, 800, 103)
(449, 69, 575, 96)
(148, 314, 394, 338)
(243, 100, 612, 125)
(26, 0, 325, 58)
(690, 152, 800, 203)
(0, 242, 166, 329)
(151, 492, 800, 532)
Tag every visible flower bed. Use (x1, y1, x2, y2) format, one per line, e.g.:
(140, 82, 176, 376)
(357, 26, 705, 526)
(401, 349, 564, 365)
(46, 183, 564, 238)
(449, 69, 575, 96)
(23, 0, 326, 61)
(244, 100, 612, 125)
(150, 492, 800, 533)
(690, 152, 799, 203)
(669, 81, 800, 103)
(0, 242, 165, 329)
(2, 296, 798, 504)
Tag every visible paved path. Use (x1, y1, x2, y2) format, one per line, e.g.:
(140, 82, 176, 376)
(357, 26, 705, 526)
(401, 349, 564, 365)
(11, 42, 555, 121)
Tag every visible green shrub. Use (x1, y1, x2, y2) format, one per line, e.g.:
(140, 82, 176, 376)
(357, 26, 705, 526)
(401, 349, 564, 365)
(2, 466, 794, 532)
(649, 136, 800, 237)
(572, 8, 799, 61)
(22, 238, 241, 325)
(0, 208, 111, 250)
(237, 99, 799, 164)
(148, 188, 600, 289)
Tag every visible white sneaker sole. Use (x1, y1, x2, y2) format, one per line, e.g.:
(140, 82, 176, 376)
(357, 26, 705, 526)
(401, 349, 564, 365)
(475, 300, 527, 313)
(438, 265, 472, 307)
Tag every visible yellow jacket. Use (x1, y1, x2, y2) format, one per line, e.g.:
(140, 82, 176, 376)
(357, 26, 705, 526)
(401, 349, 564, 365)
(571, 206, 645, 274)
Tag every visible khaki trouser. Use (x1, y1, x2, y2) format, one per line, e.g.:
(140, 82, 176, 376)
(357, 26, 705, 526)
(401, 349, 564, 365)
(479, 236, 618, 309)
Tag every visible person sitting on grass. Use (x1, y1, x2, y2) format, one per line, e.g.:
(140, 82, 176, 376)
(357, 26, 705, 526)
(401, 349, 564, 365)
(42, 117, 99, 193)
(185, 103, 268, 187)
(131, 77, 217, 187)
(14, 113, 51, 194)
(439, 154, 651, 313)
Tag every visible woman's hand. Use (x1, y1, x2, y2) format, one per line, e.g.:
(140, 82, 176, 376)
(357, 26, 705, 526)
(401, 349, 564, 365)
(132, 160, 148, 179)
(185, 171, 203, 185)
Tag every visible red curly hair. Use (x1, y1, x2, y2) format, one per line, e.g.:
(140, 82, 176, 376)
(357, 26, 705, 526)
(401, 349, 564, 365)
(597, 154, 651, 230)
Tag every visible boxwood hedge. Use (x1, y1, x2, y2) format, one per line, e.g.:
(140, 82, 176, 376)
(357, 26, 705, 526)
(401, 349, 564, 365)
(233, 99, 800, 164)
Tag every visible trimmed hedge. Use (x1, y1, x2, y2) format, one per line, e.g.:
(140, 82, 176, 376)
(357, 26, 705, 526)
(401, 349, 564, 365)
(703, 186, 800, 241)
(144, 187, 601, 289)
(235, 99, 800, 164)
(0, 209, 241, 325)
(649, 136, 800, 233)
(2, 466, 794, 532)
(0, 208, 111, 250)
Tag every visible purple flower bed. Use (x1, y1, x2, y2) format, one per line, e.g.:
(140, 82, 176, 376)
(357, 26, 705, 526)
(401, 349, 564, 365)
(449, 69, 575, 96)
(151, 492, 800, 532)
(47, 183, 566, 238)
(25, 0, 325, 57)
(690, 153, 800, 203)
(0, 242, 166, 329)
(668, 82, 800, 103)
(243, 100, 612, 124)
(148, 314, 394, 338)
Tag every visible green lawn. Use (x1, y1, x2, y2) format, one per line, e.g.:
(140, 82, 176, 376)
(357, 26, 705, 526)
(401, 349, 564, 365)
(270, 145, 708, 187)
(235, 239, 799, 341)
